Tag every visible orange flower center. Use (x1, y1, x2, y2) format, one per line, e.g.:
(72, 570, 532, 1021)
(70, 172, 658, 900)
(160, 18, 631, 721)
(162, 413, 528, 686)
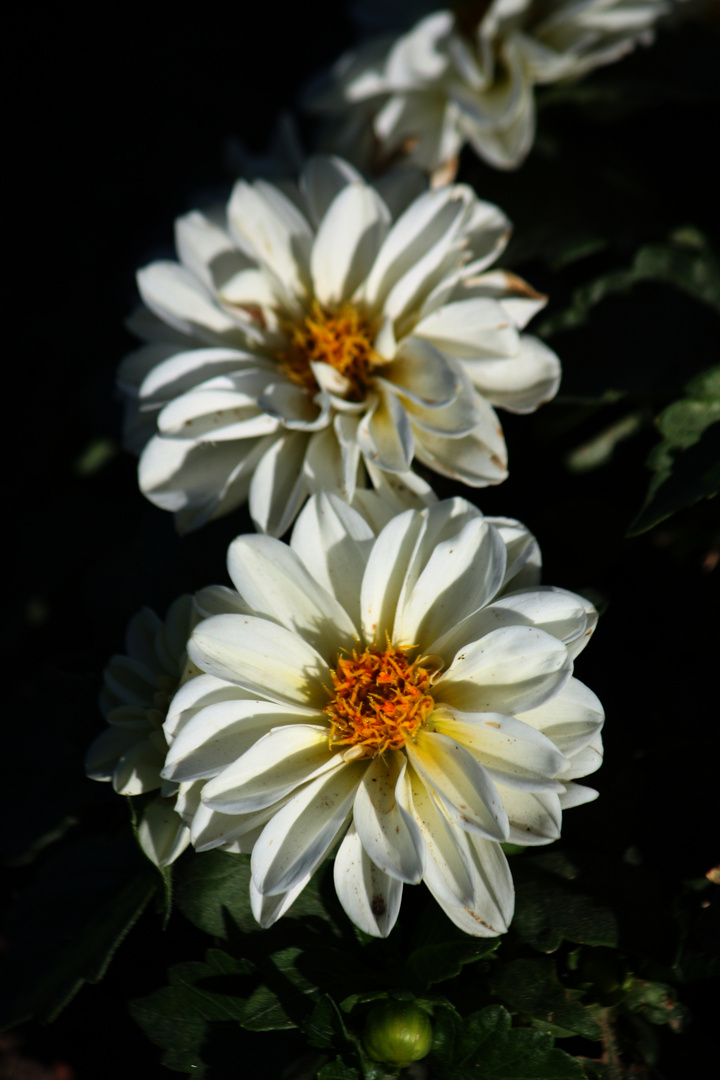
(325, 644, 435, 757)
(278, 301, 378, 402)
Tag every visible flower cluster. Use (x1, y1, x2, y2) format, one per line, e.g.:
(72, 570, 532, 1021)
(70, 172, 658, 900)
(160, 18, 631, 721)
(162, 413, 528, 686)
(80, 0, 658, 943)
(309, 0, 672, 173)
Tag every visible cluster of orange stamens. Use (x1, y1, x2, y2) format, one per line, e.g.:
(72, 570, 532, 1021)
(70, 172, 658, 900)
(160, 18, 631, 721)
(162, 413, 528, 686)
(325, 643, 435, 757)
(278, 301, 377, 401)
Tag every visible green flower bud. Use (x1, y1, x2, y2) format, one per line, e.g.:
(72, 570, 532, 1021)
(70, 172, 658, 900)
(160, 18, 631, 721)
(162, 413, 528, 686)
(363, 1000, 433, 1069)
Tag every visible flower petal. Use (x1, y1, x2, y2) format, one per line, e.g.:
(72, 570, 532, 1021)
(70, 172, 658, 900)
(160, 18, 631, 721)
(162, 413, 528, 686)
(291, 492, 375, 629)
(137, 262, 245, 346)
(249, 430, 311, 536)
(334, 824, 403, 937)
(163, 699, 318, 782)
(227, 179, 312, 301)
(226, 534, 358, 659)
(463, 334, 561, 413)
(406, 765, 510, 935)
(517, 677, 604, 758)
(353, 752, 424, 883)
(396, 516, 507, 653)
(497, 784, 563, 846)
(202, 725, 339, 814)
(360, 509, 424, 645)
(436, 625, 572, 714)
(358, 385, 414, 474)
(136, 796, 191, 868)
(188, 613, 331, 710)
(311, 181, 391, 306)
(432, 709, 567, 792)
(252, 762, 364, 895)
(407, 730, 509, 840)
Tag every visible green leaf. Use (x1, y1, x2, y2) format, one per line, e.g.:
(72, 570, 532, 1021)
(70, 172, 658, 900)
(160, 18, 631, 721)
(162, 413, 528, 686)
(130, 948, 289, 1075)
(175, 849, 339, 938)
(629, 366, 720, 534)
(540, 231, 720, 340)
(432, 1005, 585, 1079)
(492, 959, 602, 1041)
(0, 833, 157, 1026)
(512, 856, 618, 954)
(305, 994, 352, 1050)
(404, 937, 500, 990)
(317, 1060, 360, 1080)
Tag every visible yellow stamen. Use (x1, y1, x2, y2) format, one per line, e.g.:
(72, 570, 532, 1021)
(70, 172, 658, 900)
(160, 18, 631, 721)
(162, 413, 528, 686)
(278, 301, 378, 402)
(325, 643, 435, 758)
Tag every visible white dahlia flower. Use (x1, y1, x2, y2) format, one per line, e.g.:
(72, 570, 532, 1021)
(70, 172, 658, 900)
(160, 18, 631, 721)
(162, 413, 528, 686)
(85, 596, 199, 868)
(309, 0, 672, 173)
(121, 155, 560, 535)
(161, 494, 603, 937)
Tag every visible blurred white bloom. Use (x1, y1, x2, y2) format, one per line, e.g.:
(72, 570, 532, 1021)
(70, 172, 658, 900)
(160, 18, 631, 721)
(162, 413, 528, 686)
(85, 596, 198, 868)
(309, 0, 672, 172)
(162, 495, 603, 937)
(121, 155, 559, 535)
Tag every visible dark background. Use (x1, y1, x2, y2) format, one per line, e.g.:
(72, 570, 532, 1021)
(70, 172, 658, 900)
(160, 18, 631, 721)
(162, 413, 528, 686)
(5, 3, 719, 1077)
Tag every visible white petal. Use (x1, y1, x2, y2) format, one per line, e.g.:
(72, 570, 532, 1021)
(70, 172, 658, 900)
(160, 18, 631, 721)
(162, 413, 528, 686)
(451, 586, 589, 660)
(174, 209, 253, 295)
(311, 182, 390, 306)
(162, 698, 317, 782)
(249, 430, 311, 536)
(137, 262, 245, 345)
(334, 825, 403, 937)
(396, 517, 507, 652)
(406, 765, 510, 935)
(559, 733, 604, 780)
(360, 509, 424, 645)
(414, 298, 520, 359)
(188, 613, 331, 710)
(250, 877, 309, 929)
(364, 187, 470, 313)
(436, 625, 572, 714)
(381, 337, 459, 407)
(113, 740, 164, 795)
(353, 753, 424, 883)
(164, 672, 251, 741)
(407, 731, 509, 840)
(498, 785, 563, 846)
(432, 709, 567, 792)
(559, 782, 598, 809)
(85, 726, 143, 782)
(299, 155, 364, 228)
(517, 677, 604, 758)
(227, 180, 312, 301)
(139, 432, 277, 532)
(413, 401, 508, 487)
(202, 726, 339, 814)
(136, 797, 191, 868)
(137, 349, 264, 408)
(358, 386, 414, 473)
(291, 492, 375, 629)
(486, 516, 542, 593)
(257, 381, 329, 431)
(252, 762, 364, 895)
(463, 335, 561, 413)
(226, 534, 358, 660)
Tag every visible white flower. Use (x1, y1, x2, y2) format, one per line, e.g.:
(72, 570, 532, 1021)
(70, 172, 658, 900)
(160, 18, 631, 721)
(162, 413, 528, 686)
(85, 597, 198, 868)
(161, 494, 603, 937)
(309, 0, 672, 172)
(121, 155, 560, 535)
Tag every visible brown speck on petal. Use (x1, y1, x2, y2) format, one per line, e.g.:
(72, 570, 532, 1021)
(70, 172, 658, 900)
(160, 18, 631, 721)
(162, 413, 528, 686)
(371, 893, 387, 917)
